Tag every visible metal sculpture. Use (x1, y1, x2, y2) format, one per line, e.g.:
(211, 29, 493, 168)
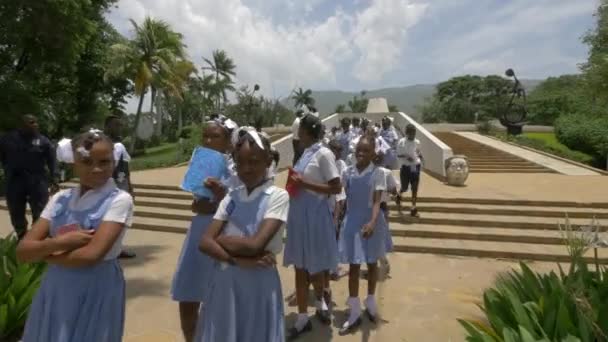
(500, 68, 527, 135)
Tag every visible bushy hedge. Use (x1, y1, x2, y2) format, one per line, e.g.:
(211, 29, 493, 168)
(555, 112, 608, 167)
(180, 124, 203, 158)
(501, 134, 595, 167)
(1, 234, 47, 341)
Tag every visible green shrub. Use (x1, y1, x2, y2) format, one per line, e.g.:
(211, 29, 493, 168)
(461, 261, 608, 341)
(555, 112, 608, 167)
(511, 134, 595, 166)
(459, 218, 608, 341)
(0, 235, 47, 341)
(180, 124, 203, 158)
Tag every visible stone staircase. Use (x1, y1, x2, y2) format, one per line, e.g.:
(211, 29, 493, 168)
(4, 181, 605, 264)
(434, 132, 553, 173)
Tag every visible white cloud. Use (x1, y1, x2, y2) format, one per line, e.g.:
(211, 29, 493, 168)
(106, 0, 597, 113)
(352, 0, 428, 83)
(107, 0, 427, 100)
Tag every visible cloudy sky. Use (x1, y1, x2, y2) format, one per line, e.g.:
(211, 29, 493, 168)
(107, 0, 598, 100)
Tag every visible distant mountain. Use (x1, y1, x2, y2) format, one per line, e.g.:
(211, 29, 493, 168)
(282, 79, 543, 121)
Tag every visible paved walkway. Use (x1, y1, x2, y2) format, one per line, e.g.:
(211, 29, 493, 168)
(456, 132, 600, 176)
(0, 216, 559, 342)
(134, 167, 608, 203)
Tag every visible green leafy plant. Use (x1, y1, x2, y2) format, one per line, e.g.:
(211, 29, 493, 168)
(459, 217, 608, 342)
(0, 234, 46, 341)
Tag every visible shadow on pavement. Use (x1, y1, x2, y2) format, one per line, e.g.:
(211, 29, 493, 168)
(118, 244, 166, 268)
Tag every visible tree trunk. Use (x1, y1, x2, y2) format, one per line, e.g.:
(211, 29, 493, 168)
(178, 106, 183, 133)
(130, 92, 146, 152)
(154, 92, 164, 137)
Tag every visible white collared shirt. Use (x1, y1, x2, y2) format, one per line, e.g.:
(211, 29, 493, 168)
(396, 137, 421, 167)
(379, 167, 399, 203)
(214, 181, 289, 254)
(300, 143, 340, 197)
(40, 178, 134, 260)
(291, 117, 301, 140)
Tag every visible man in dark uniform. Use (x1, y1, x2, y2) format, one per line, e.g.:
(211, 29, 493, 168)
(0, 114, 58, 239)
(104, 115, 136, 258)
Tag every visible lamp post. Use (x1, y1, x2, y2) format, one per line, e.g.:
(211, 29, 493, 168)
(501, 68, 528, 135)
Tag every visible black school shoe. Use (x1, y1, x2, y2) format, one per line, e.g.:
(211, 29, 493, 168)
(338, 316, 362, 336)
(315, 309, 331, 325)
(365, 309, 378, 324)
(287, 320, 312, 341)
(118, 250, 136, 259)
(410, 207, 419, 218)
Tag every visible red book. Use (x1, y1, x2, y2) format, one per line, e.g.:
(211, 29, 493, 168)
(286, 168, 299, 197)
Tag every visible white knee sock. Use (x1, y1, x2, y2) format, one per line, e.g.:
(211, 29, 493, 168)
(295, 313, 309, 331)
(343, 297, 361, 327)
(365, 295, 378, 316)
(316, 298, 329, 311)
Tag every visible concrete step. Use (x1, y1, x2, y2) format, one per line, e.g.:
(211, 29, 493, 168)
(390, 237, 608, 264)
(398, 196, 608, 208)
(468, 164, 540, 169)
(132, 216, 189, 234)
(471, 169, 552, 173)
(387, 212, 604, 231)
(387, 203, 608, 219)
(390, 223, 565, 245)
(469, 160, 538, 165)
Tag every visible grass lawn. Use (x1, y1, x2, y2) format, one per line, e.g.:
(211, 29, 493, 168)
(523, 132, 569, 151)
(130, 143, 186, 171)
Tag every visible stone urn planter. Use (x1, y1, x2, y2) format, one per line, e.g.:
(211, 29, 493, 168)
(445, 155, 470, 186)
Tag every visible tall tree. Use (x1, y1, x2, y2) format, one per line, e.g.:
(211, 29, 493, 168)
(348, 91, 369, 113)
(582, 0, 608, 103)
(203, 50, 237, 111)
(106, 17, 187, 151)
(0, 0, 122, 135)
(291, 88, 315, 109)
(421, 75, 513, 123)
(334, 104, 346, 113)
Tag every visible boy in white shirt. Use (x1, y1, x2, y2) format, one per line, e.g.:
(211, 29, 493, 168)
(396, 124, 423, 217)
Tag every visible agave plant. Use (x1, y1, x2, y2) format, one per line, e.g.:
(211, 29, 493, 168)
(0, 234, 46, 340)
(460, 215, 608, 342)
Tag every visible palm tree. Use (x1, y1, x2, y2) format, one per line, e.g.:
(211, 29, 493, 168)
(291, 87, 315, 109)
(203, 50, 236, 111)
(105, 16, 187, 151)
(155, 60, 196, 135)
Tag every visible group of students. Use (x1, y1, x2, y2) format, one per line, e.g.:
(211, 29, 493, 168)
(14, 112, 423, 342)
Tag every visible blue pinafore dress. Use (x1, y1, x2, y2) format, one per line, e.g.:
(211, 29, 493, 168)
(194, 186, 284, 342)
(172, 159, 232, 302)
(380, 128, 398, 170)
(283, 144, 338, 274)
(337, 130, 352, 162)
(23, 188, 125, 342)
(339, 167, 388, 264)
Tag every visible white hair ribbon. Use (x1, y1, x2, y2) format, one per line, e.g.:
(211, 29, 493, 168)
(246, 129, 265, 150)
(56, 138, 74, 163)
(88, 128, 103, 138)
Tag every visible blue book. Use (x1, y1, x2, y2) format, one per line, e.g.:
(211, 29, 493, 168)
(181, 146, 227, 199)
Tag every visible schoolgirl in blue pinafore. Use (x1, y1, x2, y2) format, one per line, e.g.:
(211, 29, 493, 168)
(339, 165, 388, 264)
(283, 143, 339, 274)
(380, 125, 399, 170)
(171, 160, 232, 303)
(194, 183, 285, 342)
(23, 188, 125, 342)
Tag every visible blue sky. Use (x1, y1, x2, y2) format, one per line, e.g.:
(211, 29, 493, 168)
(107, 0, 598, 101)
